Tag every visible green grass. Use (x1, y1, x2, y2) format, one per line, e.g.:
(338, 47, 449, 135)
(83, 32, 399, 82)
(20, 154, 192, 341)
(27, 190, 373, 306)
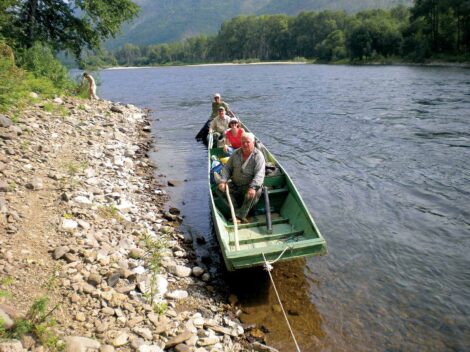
(0, 268, 64, 350)
(1, 276, 14, 286)
(0, 296, 63, 351)
(64, 161, 88, 176)
(153, 301, 168, 315)
(98, 205, 124, 222)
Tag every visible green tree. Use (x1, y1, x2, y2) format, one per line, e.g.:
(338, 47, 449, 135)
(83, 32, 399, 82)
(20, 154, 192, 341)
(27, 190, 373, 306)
(2, 0, 139, 59)
(115, 43, 141, 66)
(316, 29, 347, 61)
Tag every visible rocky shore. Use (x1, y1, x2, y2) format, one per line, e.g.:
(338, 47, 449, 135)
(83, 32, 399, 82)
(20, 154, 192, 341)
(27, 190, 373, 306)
(0, 97, 276, 352)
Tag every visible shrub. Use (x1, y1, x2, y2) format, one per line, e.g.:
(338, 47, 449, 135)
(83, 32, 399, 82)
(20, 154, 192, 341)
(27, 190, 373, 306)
(16, 42, 73, 91)
(0, 41, 79, 112)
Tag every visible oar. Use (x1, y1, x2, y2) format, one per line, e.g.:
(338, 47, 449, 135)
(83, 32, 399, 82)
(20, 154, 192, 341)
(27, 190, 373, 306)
(208, 133, 214, 149)
(263, 186, 273, 234)
(225, 184, 240, 251)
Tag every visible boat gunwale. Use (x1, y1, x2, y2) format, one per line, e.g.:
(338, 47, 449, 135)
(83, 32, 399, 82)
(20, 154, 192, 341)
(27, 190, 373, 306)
(207, 124, 327, 270)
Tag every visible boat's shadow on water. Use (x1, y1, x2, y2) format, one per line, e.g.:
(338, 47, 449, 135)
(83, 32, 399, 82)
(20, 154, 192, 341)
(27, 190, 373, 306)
(224, 259, 326, 351)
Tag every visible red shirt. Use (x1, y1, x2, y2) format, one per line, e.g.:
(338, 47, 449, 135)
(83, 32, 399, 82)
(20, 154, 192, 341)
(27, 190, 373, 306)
(225, 128, 244, 149)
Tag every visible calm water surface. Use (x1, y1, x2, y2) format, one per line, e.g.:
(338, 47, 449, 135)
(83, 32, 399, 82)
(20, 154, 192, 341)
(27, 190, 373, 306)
(100, 64, 470, 352)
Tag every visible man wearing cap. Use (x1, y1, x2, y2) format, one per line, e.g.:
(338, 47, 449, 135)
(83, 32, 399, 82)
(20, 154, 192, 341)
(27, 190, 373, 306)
(209, 106, 230, 146)
(217, 132, 265, 223)
(211, 93, 234, 119)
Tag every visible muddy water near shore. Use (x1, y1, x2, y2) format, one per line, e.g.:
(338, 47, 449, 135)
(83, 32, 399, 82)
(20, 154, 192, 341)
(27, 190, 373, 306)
(100, 64, 470, 352)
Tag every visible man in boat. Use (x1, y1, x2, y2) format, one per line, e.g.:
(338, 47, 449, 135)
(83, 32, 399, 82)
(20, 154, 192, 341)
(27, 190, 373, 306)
(217, 132, 265, 223)
(211, 93, 234, 119)
(208, 106, 230, 147)
(196, 93, 234, 143)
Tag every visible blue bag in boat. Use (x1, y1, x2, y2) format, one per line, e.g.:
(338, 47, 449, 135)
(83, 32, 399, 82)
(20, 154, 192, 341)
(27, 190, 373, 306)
(210, 161, 223, 184)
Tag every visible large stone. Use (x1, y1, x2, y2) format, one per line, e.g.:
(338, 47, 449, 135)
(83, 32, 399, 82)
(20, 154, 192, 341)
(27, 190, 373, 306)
(0, 182, 9, 193)
(165, 290, 188, 300)
(0, 340, 22, 352)
(75, 312, 86, 322)
(73, 196, 92, 206)
(201, 273, 211, 282)
(205, 324, 232, 336)
(192, 266, 204, 277)
(197, 337, 219, 346)
(112, 332, 129, 347)
(53, 246, 70, 260)
(130, 337, 145, 350)
(165, 330, 193, 349)
(133, 327, 153, 340)
(61, 219, 78, 232)
(0, 308, 14, 329)
(167, 264, 192, 278)
(25, 177, 43, 190)
(101, 307, 115, 316)
(0, 115, 12, 128)
(147, 314, 171, 334)
(138, 345, 163, 352)
(87, 273, 102, 286)
(110, 106, 123, 114)
(174, 344, 191, 352)
(129, 248, 145, 259)
(64, 336, 101, 352)
(250, 342, 280, 352)
(99, 345, 114, 352)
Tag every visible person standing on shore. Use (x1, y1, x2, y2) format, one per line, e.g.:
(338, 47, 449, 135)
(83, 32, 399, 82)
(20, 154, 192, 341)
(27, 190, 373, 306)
(211, 93, 234, 119)
(82, 72, 99, 100)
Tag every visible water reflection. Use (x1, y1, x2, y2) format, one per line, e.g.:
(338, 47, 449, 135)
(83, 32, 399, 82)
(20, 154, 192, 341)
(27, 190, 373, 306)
(228, 259, 325, 351)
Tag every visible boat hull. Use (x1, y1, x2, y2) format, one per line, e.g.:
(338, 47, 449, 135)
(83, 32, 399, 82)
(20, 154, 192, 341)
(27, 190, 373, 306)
(208, 130, 327, 271)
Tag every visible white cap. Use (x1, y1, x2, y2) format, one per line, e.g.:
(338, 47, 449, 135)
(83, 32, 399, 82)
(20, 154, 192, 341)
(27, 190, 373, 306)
(214, 93, 221, 98)
(229, 117, 239, 124)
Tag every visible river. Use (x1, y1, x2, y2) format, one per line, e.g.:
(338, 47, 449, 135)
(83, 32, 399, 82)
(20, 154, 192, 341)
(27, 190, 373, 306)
(99, 64, 470, 352)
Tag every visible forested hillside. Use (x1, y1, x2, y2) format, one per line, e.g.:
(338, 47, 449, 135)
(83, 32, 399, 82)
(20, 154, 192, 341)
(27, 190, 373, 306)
(88, 1, 470, 68)
(107, 0, 412, 48)
(257, 0, 411, 15)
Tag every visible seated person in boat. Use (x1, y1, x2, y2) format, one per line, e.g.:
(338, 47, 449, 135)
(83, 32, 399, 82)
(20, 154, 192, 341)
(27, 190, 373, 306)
(209, 106, 230, 146)
(223, 117, 245, 154)
(211, 93, 234, 119)
(217, 132, 265, 223)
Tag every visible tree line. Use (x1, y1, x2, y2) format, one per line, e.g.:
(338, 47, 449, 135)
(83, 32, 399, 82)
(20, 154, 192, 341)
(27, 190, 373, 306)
(0, 0, 138, 111)
(86, 1, 469, 67)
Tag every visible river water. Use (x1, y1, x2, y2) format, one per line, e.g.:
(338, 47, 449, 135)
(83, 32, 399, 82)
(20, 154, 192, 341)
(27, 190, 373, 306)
(99, 64, 470, 352)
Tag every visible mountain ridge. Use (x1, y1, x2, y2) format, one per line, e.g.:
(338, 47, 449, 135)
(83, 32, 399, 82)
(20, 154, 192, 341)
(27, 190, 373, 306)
(106, 0, 412, 48)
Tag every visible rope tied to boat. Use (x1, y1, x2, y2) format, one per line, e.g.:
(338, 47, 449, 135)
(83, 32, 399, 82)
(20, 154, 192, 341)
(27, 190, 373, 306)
(262, 250, 301, 352)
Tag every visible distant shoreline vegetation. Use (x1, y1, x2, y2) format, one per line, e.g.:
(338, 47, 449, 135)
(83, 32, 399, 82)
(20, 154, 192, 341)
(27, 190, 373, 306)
(82, 3, 470, 69)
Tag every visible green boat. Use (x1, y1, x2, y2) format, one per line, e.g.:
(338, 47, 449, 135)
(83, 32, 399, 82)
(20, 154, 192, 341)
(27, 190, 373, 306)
(208, 130, 327, 271)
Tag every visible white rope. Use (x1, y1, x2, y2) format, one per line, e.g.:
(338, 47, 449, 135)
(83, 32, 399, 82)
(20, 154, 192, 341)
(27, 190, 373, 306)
(262, 251, 301, 352)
